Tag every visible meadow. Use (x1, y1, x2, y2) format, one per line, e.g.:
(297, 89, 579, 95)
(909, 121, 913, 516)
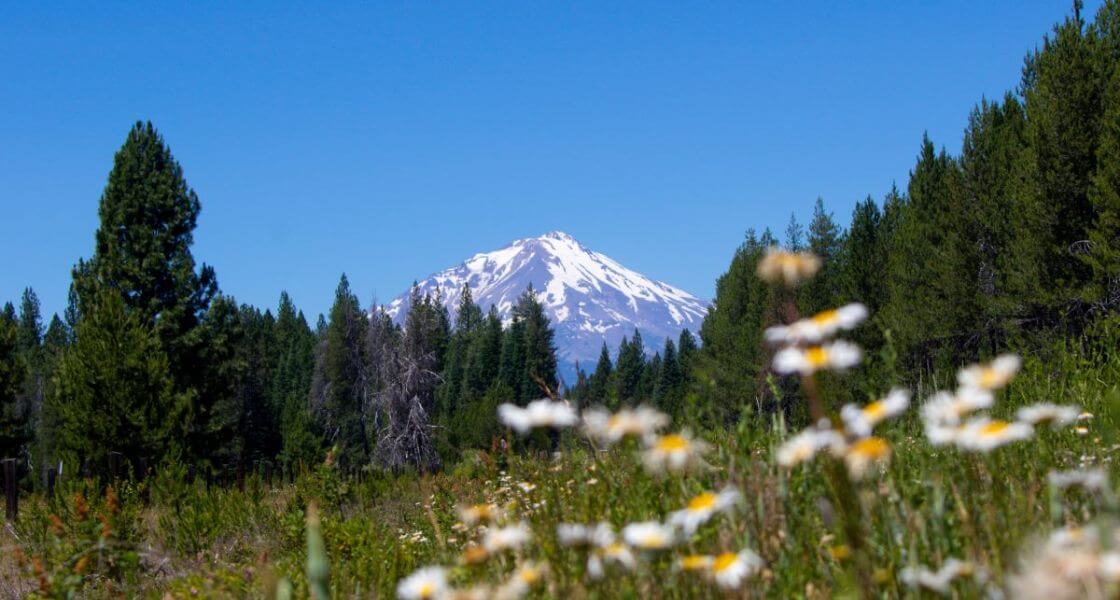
(3, 250, 1120, 600)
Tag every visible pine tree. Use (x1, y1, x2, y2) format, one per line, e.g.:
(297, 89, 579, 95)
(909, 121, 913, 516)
(614, 330, 646, 404)
(588, 343, 613, 405)
(784, 213, 806, 251)
(696, 229, 779, 423)
(655, 338, 683, 416)
(73, 122, 218, 392)
(515, 287, 558, 399)
(49, 292, 189, 475)
(275, 293, 320, 468)
(1087, 56, 1120, 306)
(311, 275, 368, 472)
(0, 311, 27, 459)
(801, 198, 844, 315)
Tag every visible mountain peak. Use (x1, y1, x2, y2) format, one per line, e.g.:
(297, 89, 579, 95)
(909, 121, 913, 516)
(385, 232, 708, 382)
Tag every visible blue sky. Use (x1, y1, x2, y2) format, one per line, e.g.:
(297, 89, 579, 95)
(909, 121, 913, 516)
(0, 1, 1098, 320)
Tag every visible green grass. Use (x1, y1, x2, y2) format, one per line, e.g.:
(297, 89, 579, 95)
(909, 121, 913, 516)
(2, 319, 1120, 599)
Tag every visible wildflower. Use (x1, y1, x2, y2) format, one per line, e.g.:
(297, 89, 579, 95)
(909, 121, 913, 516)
(461, 545, 489, 565)
(773, 341, 862, 376)
(776, 425, 845, 468)
(495, 562, 547, 600)
(920, 388, 994, 426)
(1017, 403, 1080, 428)
(756, 247, 821, 286)
(582, 405, 669, 445)
(397, 566, 448, 600)
(498, 399, 578, 434)
(587, 542, 636, 579)
(923, 421, 961, 446)
(901, 558, 976, 594)
(483, 522, 532, 553)
(765, 303, 868, 345)
(669, 487, 742, 535)
(954, 418, 1033, 452)
(622, 520, 676, 550)
(1048, 468, 1108, 492)
(710, 550, 765, 589)
(840, 388, 910, 437)
(642, 431, 709, 474)
(678, 554, 715, 571)
(841, 436, 891, 479)
(957, 354, 1021, 391)
(457, 503, 502, 526)
(557, 522, 615, 548)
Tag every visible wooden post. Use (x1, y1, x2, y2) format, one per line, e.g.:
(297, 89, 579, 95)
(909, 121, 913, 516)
(263, 461, 273, 487)
(236, 462, 245, 493)
(3, 458, 17, 522)
(108, 451, 123, 481)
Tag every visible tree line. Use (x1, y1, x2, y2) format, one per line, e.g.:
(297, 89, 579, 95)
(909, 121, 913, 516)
(696, 0, 1120, 424)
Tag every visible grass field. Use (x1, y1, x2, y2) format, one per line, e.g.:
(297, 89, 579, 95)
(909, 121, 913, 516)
(3, 306, 1120, 599)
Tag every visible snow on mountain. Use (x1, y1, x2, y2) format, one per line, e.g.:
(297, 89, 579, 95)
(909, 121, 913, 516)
(384, 231, 708, 384)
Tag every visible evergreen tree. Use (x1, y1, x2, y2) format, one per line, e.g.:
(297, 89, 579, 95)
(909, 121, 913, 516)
(49, 292, 190, 475)
(275, 293, 320, 468)
(614, 330, 646, 404)
(0, 312, 26, 460)
(801, 198, 845, 314)
(784, 213, 806, 251)
(655, 338, 684, 416)
(310, 275, 368, 472)
(1087, 55, 1120, 305)
(73, 122, 218, 395)
(515, 286, 558, 399)
(588, 342, 613, 405)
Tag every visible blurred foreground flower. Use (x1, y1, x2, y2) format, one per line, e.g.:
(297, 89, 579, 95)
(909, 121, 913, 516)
(483, 522, 532, 553)
(957, 354, 1021, 391)
(840, 388, 910, 437)
(397, 566, 448, 600)
(498, 399, 578, 434)
(765, 303, 868, 345)
(669, 487, 742, 535)
(900, 558, 980, 594)
(581, 405, 668, 445)
(757, 247, 821, 286)
(642, 431, 709, 474)
(622, 521, 676, 550)
(1017, 403, 1080, 429)
(954, 418, 1033, 452)
(841, 436, 891, 479)
(773, 341, 862, 375)
(776, 425, 845, 468)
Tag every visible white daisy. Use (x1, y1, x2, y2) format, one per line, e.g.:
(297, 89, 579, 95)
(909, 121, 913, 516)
(773, 340, 862, 376)
(581, 405, 669, 445)
(397, 566, 448, 600)
(457, 503, 502, 526)
(841, 436, 891, 480)
(954, 418, 1033, 452)
(920, 388, 994, 426)
(901, 558, 976, 594)
(1047, 468, 1108, 492)
(494, 562, 547, 600)
(587, 542, 636, 579)
(840, 388, 910, 437)
(1017, 403, 1080, 428)
(621, 520, 676, 551)
(668, 487, 742, 535)
(957, 354, 1021, 390)
(710, 550, 765, 589)
(557, 522, 615, 548)
(756, 247, 821, 286)
(641, 431, 709, 475)
(776, 425, 846, 468)
(498, 399, 579, 434)
(765, 303, 869, 345)
(482, 522, 532, 553)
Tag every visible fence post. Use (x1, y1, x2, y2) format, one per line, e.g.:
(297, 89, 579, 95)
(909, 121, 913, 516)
(108, 451, 123, 481)
(3, 458, 17, 522)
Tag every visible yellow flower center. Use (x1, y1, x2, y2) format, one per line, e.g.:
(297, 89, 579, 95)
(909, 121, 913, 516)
(850, 437, 890, 459)
(418, 582, 435, 598)
(680, 555, 712, 571)
(519, 567, 541, 584)
(712, 552, 739, 573)
(462, 546, 489, 564)
(811, 309, 839, 326)
(863, 401, 887, 421)
(604, 542, 626, 556)
(979, 369, 1002, 388)
(657, 434, 690, 452)
(805, 346, 830, 367)
(980, 421, 1010, 437)
(687, 492, 718, 512)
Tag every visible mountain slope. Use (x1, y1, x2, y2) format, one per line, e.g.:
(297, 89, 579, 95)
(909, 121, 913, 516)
(384, 231, 707, 383)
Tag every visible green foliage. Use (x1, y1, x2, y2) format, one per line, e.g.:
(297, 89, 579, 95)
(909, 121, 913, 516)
(48, 292, 190, 476)
(0, 310, 27, 459)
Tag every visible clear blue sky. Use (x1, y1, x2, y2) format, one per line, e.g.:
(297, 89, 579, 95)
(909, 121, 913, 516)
(0, 1, 1098, 321)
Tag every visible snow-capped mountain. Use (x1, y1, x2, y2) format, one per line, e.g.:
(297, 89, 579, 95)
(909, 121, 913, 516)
(384, 231, 708, 383)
